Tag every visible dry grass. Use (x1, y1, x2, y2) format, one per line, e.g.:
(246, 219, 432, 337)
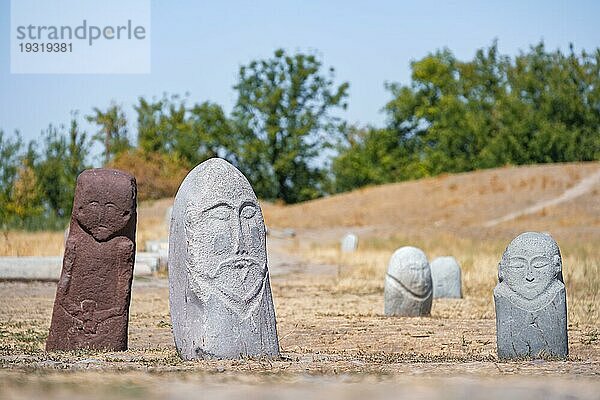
(0, 231, 64, 256)
(262, 162, 600, 233)
(288, 233, 599, 328)
(135, 198, 172, 246)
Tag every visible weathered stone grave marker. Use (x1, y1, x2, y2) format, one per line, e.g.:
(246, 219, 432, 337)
(46, 169, 137, 351)
(431, 256, 462, 298)
(384, 246, 433, 316)
(169, 158, 279, 359)
(341, 233, 358, 252)
(494, 232, 568, 359)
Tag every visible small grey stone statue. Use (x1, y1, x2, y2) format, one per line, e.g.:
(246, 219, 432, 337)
(341, 233, 358, 253)
(168, 158, 280, 359)
(431, 256, 462, 298)
(494, 232, 568, 360)
(384, 246, 433, 316)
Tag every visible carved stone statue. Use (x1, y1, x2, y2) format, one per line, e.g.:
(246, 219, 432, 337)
(169, 158, 279, 359)
(494, 232, 568, 359)
(340, 233, 358, 252)
(431, 256, 462, 299)
(384, 246, 433, 317)
(46, 169, 137, 351)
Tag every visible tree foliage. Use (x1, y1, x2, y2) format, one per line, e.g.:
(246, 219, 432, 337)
(233, 49, 349, 203)
(333, 41, 600, 191)
(86, 103, 130, 165)
(1, 118, 90, 230)
(108, 148, 189, 201)
(135, 95, 237, 168)
(0, 130, 23, 227)
(33, 120, 91, 224)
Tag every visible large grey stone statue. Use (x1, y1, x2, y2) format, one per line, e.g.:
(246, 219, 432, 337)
(431, 256, 462, 298)
(384, 246, 433, 316)
(494, 232, 568, 360)
(168, 158, 280, 360)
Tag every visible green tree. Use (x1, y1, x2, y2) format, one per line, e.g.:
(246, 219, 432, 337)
(332, 126, 425, 193)
(67, 116, 90, 180)
(87, 103, 130, 165)
(0, 130, 23, 227)
(233, 49, 349, 203)
(184, 101, 238, 164)
(6, 156, 44, 225)
(35, 119, 90, 225)
(135, 95, 178, 155)
(503, 43, 600, 163)
(134, 95, 238, 168)
(334, 41, 600, 192)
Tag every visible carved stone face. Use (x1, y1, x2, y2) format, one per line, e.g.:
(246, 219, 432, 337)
(387, 246, 432, 298)
(499, 232, 561, 300)
(74, 170, 134, 241)
(184, 159, 267, 309)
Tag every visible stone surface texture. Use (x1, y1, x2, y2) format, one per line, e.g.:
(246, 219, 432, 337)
(384, 246, 433, 317)
(494, 232, 568, 360)
(340, 234, 358, 252)
(46, 169, 137, 351)
(169, 158, 279, 360)
(431, 256, 462, 298)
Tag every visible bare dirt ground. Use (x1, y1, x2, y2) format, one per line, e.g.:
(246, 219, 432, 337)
(1, 271, 599, 399)
(1, 163, 599, 399)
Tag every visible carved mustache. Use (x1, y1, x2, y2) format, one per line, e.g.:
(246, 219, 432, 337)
(205, 256, 265, 279)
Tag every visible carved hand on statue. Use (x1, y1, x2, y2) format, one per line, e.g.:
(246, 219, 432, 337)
(80, 299, 98, 333)
(95, 305, 125, 322)
(116, 238, 135, 293)
(57, 241, 76, 296)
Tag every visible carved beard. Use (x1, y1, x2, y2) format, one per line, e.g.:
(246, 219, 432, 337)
(187, 256, 267, 320)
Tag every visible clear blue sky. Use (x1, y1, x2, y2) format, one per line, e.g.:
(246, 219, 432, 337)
(1, 0, 599, 161)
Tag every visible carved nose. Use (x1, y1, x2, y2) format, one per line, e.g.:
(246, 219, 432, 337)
(235, 236, 248, 255)
(526, 276, 534, 282)
(235, 219, 249, 255)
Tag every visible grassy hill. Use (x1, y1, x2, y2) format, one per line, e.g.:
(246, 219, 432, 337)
(262, 162, 600, 244)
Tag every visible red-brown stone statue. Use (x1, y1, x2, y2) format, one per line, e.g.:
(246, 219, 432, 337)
(46, 169, 137, 351)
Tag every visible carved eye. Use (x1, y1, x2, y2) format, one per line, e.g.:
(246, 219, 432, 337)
(531, 257, 550, 269)
(105, 203, 117, 211)
(185, 207, 203, 230)
(89, 201, 99, 207)
(207, 206, 231, 221)
(240, 205, 257, 219)
(510, 258, 527, 269)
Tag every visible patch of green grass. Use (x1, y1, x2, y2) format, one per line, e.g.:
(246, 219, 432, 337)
(0, 321, 47, 354)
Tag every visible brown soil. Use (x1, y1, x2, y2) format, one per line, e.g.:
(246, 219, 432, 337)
(1, 272, 599, 397)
